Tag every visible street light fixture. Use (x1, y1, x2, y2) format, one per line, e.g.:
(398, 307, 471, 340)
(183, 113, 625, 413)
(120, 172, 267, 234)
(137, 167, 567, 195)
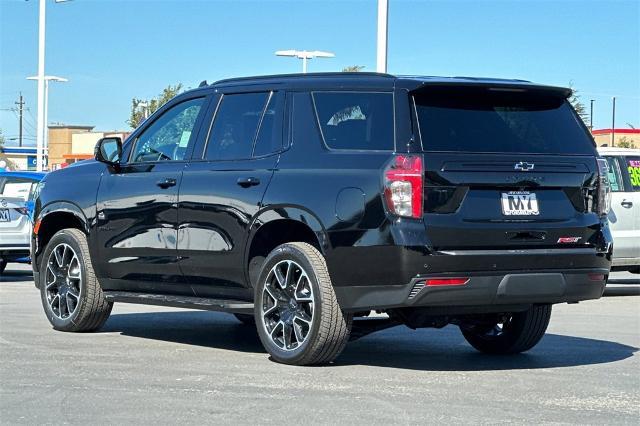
(29, 0, 72, 171)
(275, 50, 335, 73)
(27, 75, 68, 165)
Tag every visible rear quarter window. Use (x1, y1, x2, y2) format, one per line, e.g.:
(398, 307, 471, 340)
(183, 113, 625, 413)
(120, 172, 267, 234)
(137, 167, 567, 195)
(312, 92, 394, 151)
(414, 88, 595, 155)
(626, 157, 640, 191)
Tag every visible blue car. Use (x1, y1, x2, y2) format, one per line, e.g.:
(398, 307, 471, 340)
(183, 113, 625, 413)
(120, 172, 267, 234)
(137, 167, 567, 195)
(0, 171, 46, 274)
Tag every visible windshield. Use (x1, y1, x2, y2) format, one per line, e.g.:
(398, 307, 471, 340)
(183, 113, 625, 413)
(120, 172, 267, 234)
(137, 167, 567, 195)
(413, 88, 595, 155)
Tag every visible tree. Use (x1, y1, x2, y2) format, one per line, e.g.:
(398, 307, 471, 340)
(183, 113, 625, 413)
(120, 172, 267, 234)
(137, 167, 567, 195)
(0, 128, 5, 147)
(617, 136, 637, 149)
(342, 65, 365, 72)
(567, 83, 589, 125)
(127, 83, 184, 129)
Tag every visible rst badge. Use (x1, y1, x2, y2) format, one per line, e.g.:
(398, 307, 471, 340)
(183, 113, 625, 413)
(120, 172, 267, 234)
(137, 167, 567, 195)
(501, 191, 540, 216)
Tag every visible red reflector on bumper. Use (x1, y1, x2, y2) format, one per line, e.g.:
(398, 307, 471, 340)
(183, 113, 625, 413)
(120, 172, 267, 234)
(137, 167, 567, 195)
(426, 278, 469, 286)
(588, 273, 605, 281)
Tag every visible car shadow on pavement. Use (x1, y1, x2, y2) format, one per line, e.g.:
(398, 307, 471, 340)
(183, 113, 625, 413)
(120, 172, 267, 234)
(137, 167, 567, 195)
(102, 311, 266, 354)
(102, 311, 637, 371)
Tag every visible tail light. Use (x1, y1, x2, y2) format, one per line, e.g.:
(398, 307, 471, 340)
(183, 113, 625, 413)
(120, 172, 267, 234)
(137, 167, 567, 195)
(595, 158, 612, 216)
(13, 207, 29, 216)
(383, 155, 423, 218)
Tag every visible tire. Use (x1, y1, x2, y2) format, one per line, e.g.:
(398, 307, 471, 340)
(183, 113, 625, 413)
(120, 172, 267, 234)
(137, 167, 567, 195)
(233, 313, 255, 325)
(0, 259, 6, 275)
(39, 228, 113, 332)
(460, 304, 552, 354)
(254, 242, 352, 365)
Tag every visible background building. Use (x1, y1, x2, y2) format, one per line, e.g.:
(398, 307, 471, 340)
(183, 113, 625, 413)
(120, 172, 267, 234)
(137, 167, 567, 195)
(48, 124, 94, 169)
(592, 129, 640, 148)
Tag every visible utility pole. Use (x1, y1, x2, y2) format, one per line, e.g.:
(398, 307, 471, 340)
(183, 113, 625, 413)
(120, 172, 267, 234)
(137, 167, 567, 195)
(589, 99, 594, 132)
(611, 96, 616, 147)
(15, 93, 25, 147)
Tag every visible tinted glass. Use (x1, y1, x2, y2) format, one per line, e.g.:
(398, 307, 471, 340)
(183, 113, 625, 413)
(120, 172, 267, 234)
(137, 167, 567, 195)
(205, 93, 269, 160)
(626, 156, 640, 191)
(253, 92, 284, 157)
(604, 156, 623, 192)
(313, 92, 394, 150)
(414, 88, 595, 154)
(131, 98, 204, 163)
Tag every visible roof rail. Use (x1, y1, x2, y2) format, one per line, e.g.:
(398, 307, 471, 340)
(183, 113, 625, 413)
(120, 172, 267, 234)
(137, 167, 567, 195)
(212, 72, 395, 86)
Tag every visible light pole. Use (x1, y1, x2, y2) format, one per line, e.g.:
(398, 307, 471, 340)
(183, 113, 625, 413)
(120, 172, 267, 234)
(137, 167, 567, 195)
(31, 0, 72, 172)
(589, 99, 594, 131)
(275, 50, 335, 73)
(611, 97, 616, 147)
(28, 75, 68, 166)
(377, 0, 389, 73)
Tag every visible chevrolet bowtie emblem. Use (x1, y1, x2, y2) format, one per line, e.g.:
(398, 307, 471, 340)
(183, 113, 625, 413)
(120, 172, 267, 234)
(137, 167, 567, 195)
(514, 161, 535, 171)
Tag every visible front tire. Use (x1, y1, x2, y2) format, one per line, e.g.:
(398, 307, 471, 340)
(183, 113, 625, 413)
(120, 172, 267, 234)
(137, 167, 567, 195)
(460, 304, 552, 354)
(39, 228, 113, 332)
(255, 242, 352, 365)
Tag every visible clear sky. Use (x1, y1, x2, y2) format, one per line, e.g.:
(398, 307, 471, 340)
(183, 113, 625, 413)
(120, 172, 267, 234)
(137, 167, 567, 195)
(1, 0, 638, 145)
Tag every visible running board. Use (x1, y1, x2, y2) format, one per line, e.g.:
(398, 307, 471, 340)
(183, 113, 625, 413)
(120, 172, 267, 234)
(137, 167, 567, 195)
(103, 291, 254, 314)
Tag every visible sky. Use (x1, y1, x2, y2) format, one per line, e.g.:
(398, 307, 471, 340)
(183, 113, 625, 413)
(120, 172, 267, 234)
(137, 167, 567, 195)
(1, 0, 639, 145)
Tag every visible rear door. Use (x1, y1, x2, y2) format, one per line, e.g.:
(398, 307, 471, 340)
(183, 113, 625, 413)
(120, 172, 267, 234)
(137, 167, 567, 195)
(177, 90, 284, 299)
(611, 155, 640, 261)
(412, 86, 600, 250)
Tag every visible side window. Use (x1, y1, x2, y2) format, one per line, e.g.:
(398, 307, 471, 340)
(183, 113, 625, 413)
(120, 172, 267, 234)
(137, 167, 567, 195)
(253, 92, 284, 157)
(605, 156, 624, 192)
(204, 93, 269, 161)
(626, 156, 640, 192)
(312, 92, 394, 150)
(0, 177, 36, 200)
(131, 98, 204, 163)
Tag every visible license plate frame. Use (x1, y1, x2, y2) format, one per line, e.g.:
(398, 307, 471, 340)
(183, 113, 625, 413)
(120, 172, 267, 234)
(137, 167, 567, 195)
(501, 191, 540, 216)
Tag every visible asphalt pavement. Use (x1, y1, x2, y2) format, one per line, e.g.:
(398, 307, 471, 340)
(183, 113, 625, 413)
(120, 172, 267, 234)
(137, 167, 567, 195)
(1, 264, 638, 424)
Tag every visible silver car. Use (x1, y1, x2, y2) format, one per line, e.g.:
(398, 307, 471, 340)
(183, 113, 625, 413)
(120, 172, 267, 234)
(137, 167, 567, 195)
(598, 147, 640, 274)
(0, 172, 44, 274)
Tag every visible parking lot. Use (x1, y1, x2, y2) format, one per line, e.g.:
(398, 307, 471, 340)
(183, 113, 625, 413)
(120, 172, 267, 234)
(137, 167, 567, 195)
(1, 263, 638, 424)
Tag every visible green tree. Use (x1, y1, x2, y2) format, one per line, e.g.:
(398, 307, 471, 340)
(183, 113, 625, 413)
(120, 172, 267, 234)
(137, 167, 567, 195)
(342, 65, 365, 72)
(0, 128, 5, 147)
(567, 83, 589, 125)
(617, 136, 637, 149)
(127, 83, 184, 129)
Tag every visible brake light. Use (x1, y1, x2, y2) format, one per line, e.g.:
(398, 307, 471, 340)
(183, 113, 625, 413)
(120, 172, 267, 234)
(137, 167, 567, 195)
(383, 155, 423, 218)
(426, 278, 469, 286)
(33, 218, 41, 235)
(595, 158, 611, 216)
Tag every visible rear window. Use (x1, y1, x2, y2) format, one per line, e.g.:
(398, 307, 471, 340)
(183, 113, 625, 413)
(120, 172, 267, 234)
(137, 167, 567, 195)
(626, 157, 640, 191)
(414, 88, 595, 154)
(0, 177, 37, 200)
(312, 92, 394, 150)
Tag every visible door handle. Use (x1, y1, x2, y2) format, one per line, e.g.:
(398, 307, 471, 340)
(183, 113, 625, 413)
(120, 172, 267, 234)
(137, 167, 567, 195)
(156, 178, 177, 189)
(237, 177, 260, 188)
(620, 199, 633, 208)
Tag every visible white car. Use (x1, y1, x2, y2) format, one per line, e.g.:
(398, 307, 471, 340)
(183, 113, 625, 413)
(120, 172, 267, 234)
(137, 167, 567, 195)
(598, 147, 640, 274)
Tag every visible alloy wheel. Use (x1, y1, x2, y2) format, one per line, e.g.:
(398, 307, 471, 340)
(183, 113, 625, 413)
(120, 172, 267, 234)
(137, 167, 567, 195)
(45, 243, 82, 320)
(260, 260, 315, 351)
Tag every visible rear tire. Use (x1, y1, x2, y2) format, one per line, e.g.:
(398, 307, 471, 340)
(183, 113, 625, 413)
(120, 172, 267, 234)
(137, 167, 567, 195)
(255, 242, 352, 365)
(39, 228, 113, 332)
(460, 304, 552, 354)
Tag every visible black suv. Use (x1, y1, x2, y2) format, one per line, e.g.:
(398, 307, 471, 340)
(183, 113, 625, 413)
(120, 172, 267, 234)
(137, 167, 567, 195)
(32, 73, 612, 365)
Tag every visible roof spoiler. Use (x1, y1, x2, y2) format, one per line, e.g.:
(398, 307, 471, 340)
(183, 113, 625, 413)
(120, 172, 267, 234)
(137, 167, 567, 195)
(410, 82, 572, 99)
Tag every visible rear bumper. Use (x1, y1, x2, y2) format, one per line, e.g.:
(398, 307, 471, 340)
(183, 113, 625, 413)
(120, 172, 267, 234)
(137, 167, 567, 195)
(335, 268, 608, 311)
(0, 243, 30, 261)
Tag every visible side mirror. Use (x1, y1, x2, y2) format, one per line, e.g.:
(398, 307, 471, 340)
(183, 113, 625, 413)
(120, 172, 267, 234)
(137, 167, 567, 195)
(95, 137, 122, 166)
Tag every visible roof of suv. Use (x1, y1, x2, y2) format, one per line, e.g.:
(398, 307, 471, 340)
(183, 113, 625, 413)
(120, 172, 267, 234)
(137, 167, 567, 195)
(204, 72, 571, 96)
